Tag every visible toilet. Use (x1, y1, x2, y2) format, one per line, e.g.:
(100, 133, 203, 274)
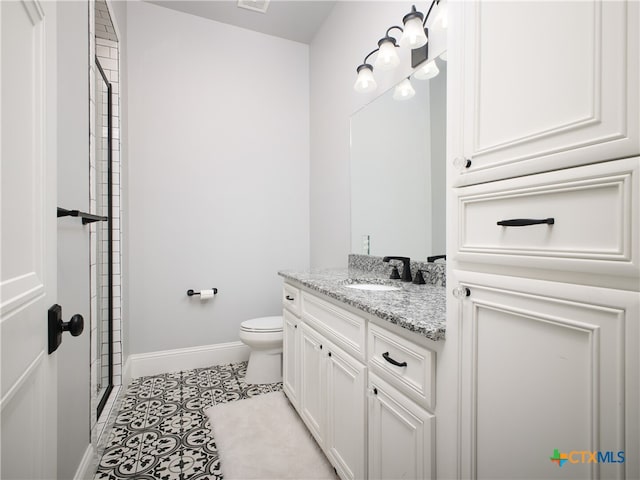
(239, 315, 283, 385)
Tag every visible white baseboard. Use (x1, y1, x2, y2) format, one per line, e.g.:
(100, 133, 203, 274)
(74, 444, 96, 480)
(129, 341, 250, 378)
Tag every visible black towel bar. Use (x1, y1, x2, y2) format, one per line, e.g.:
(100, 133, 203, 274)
(57, 207, 108, 225)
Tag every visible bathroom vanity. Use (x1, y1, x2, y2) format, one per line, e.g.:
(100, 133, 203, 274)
(279, 261, 445, 480)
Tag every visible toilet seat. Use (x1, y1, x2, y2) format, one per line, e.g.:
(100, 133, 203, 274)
(240, 315, 283, 333)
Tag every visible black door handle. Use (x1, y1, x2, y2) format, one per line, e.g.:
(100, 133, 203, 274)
(48, 304, 84, 354)
(497, 218, 554, 227)
(382, 351, 407, 367)
(285, 295, 295, 301)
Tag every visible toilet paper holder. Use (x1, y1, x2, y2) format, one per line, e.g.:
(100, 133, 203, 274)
(187, 288, 218, 296)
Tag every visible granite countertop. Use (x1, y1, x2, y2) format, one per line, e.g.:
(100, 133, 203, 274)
(278, 268, 446, 341)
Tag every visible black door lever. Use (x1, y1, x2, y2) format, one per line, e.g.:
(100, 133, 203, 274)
(48, 304, 84, 354)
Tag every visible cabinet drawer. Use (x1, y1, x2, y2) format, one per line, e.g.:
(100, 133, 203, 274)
(301, 292, 366, 362)
(368, 323, 435, 410)
(455, 157, 639, 281)
(282, 283, 301, 316)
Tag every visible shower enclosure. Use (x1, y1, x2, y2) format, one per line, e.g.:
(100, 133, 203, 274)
(95, 57, 113, 418)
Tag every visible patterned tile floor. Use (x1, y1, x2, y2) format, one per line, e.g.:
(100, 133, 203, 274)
(94, 362, 282, 480)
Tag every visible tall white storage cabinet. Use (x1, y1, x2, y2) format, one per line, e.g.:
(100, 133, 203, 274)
(448, 1, 640, 479)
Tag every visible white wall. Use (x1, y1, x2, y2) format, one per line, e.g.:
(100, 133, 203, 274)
(309, 1, 446, 267)
(127, 2, 310, 354)
(56, 2, 91, 477)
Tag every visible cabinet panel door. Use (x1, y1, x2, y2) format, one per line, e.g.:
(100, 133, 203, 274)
(453, 1, 639, 186)
(325, 342, 366, 480)
(368, 374, 435, 480)
(283, 309, 300, 409)
(300, 323, 326, 447)
(456, 271, 637, 480)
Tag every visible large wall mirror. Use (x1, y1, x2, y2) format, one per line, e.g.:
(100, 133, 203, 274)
(350, 58, 446, 260)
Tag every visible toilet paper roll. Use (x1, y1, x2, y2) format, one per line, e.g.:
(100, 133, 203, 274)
(199, 289, 215, 300)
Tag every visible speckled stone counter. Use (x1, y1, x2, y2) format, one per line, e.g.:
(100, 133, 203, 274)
(278, 268, 446, 341)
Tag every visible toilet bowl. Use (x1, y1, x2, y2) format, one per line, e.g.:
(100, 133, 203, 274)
(239, 315, 283, 385)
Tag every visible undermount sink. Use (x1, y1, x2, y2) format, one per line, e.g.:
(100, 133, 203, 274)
(344, 283, 401, 292)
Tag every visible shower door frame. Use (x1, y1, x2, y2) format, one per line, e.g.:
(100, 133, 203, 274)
(96, 56, 114, 419)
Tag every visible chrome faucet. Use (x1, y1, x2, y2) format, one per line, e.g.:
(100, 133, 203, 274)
(382, 256, 412, 282)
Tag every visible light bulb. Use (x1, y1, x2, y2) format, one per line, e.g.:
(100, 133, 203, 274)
(353, 64, 377, 93)
(413, 59, 439, 80)
(393, 78, 415, 101)
(400, 8, 427, 49)
(374, 37, 400, 71)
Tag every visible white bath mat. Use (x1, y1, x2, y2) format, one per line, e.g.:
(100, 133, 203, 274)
(205, 391, 336, 480)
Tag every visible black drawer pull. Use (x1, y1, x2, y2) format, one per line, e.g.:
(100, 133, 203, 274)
(497, 218, 554, 227)
(285, 295, 295, 301)
(382, 352, 407, 367)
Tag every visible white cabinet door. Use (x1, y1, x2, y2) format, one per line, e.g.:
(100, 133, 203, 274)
(300, 323, 326, 447)
(283, 309, 300, 409)
(325, 342, 366, 480)
(451, 1, 639, 186)
(1, 1, 58, 478)
(455, 270, 638, 480)
(368, 373, 435, 480)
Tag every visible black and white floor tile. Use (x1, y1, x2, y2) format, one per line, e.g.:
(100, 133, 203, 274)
(94, 362, 282, 480)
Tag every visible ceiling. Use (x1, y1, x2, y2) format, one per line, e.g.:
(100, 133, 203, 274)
(147, 0, 337, 44)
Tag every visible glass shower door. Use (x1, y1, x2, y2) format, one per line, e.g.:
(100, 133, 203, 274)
(95, 57, 113, 418)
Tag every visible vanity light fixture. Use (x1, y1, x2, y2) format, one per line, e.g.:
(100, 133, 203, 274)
(353, 0, 447, 94)
(354, 64, 378, 93)
(413, 58, 439, 80)
(433, 0, 448, 29)
(374, 35, 401, 71)
(393, 78, 416, 101)
(399, 6, 428, 49)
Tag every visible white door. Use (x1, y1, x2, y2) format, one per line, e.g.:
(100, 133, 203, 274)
(1, 1, 58, 478)
(300, 323, 325, 447)
(368, 373, 435, 480)
(283, 308, 300, 408)
(451, 0, 639, 187)
(325, 342, 366, 480)
(456, 271, 636, 480)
